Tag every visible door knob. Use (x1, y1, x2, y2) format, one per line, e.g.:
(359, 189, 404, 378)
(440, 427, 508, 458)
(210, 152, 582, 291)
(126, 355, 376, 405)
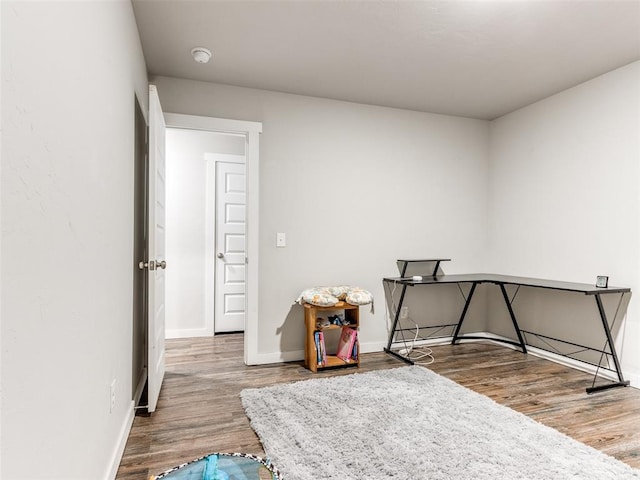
(217, 252, 225, 259)
(157, 260, 167, 269)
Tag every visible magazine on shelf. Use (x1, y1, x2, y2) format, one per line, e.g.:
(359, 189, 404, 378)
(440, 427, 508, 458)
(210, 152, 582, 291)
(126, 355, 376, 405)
(319, 330, 326, 365)
(336, 327, 357, 361)
(314, 331, 327, 366)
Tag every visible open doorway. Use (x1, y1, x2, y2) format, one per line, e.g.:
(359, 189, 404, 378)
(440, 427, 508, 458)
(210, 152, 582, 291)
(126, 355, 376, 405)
(165, 129, 246, 337)
(163, 113, 262, 365)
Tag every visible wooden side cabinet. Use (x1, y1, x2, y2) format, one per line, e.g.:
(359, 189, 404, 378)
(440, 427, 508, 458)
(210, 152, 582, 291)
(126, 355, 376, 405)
(303, 301, 360, 373)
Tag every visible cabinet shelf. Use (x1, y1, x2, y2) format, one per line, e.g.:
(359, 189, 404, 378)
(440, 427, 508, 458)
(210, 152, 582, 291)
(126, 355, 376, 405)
(317, 323, 355, 331)
(323, 355, 358, 368)
(303, 302, 360, 373)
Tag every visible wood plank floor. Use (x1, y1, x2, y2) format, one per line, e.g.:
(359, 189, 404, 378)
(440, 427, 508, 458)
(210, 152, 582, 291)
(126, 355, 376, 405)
(116, 335, 640, 479)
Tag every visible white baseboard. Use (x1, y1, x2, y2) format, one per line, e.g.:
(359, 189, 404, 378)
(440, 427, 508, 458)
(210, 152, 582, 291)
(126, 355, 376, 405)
(249, 341, 388, 365)
(250, 349, 304, 365)
(166, 327, 213, 339)
(249, 333, 639, 391)
(377, 332, 640, 390)
(105, 401, 135, 480)
(360, 340, 388, 353)
(525, 345, 637, 390)
(626, 369, 640, 389)
(410, 331, 640, 390)
(460, 332, 638, 387)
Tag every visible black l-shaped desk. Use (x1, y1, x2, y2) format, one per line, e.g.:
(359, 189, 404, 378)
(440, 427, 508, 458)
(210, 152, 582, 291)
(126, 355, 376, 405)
(383, 260, 631, 393)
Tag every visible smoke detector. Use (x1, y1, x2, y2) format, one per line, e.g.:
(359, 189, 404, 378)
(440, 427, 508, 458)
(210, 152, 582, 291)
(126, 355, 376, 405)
(191, 47, 212, 64)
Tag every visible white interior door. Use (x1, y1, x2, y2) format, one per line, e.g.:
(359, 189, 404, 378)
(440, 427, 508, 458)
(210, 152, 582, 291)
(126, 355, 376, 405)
(147, 85, 166, 412)
(215, 161, 246, 332)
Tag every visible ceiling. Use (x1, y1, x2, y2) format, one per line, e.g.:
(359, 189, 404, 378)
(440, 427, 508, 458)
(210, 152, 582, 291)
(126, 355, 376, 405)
(131, 0, 640, 120)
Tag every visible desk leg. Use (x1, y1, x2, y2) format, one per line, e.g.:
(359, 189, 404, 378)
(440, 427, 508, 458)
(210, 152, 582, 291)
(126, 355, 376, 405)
(586, 294, 630, 394)
(499, 284, 527, 354)
(432, 260, 441, 277)
(452, 282, 477, 344)
(384, 283, 415, 365)
(399, 261, 409, 277)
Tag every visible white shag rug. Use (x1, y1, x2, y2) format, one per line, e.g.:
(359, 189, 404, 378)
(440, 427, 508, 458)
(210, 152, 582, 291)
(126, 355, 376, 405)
(241, 366, 640, 480)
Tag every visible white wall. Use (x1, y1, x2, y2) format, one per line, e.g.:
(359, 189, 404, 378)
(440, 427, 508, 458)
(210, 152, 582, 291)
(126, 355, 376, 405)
(0, 2, 3, 476)
(1, 2, 148, 478)
(165, 128, 245, 338)
(488, 61, 640, 384)
(155, 69, 640, 386)
(153, 76, 491, 361)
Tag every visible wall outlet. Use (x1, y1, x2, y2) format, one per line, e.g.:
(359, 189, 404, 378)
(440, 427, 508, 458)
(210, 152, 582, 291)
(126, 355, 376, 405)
(110, 379, 116, 413)
(400, 306, 409, 319)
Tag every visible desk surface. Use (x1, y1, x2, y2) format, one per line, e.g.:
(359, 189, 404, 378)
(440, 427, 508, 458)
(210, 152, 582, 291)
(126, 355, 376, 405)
(383, 273, 630, 295)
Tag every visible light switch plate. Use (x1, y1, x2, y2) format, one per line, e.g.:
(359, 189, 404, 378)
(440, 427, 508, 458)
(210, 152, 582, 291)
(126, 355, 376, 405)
(276, 232, 286, 247)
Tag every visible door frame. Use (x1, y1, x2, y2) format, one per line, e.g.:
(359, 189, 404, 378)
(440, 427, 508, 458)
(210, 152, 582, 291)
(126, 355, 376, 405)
(205, 153, 246, 335)
(164, 113, 262, 365)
